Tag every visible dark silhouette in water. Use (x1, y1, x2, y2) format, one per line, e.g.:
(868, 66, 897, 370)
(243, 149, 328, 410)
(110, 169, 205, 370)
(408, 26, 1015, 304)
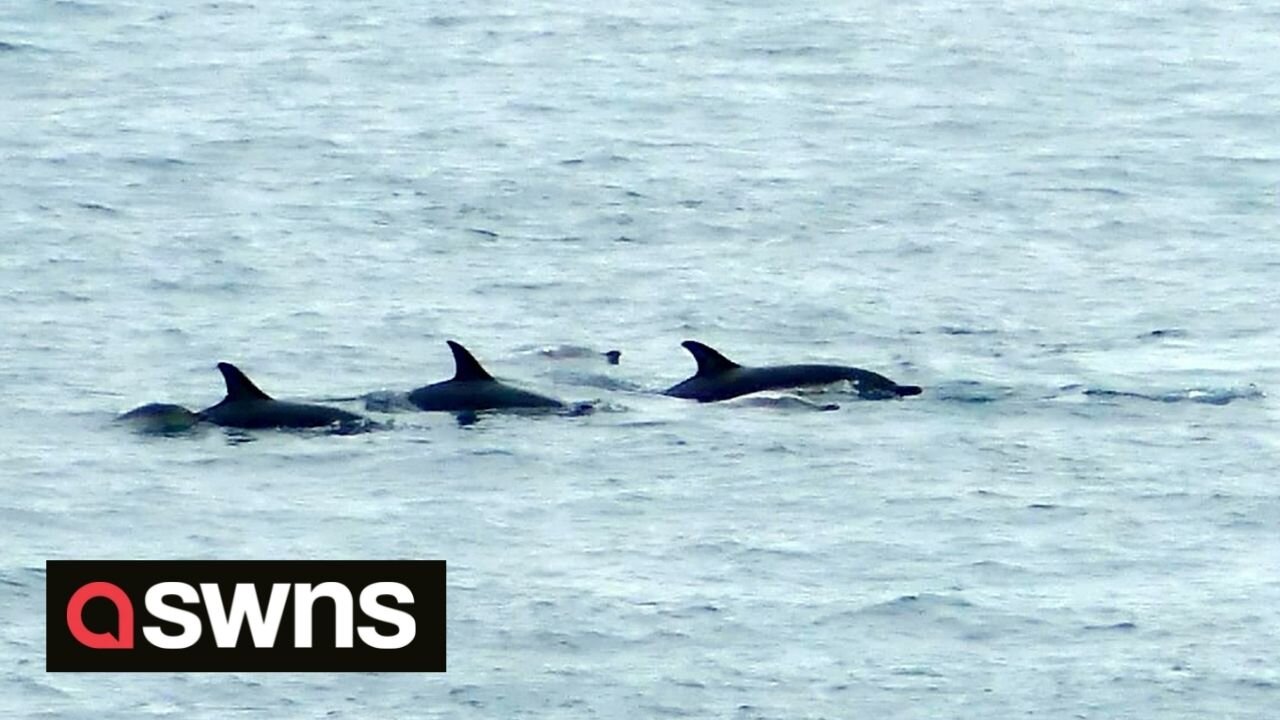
(665, 341, 922, 403)
(115, 403, 201, 434)
(408, 341, 565, 412)
(199, 363, 367, 429)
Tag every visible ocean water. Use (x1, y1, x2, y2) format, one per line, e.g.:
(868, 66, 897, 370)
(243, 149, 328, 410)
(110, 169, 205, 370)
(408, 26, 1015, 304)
(3, 0, 1279, 717)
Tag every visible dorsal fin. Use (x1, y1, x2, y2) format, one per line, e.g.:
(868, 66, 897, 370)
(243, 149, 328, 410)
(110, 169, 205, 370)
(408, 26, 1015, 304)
(447, 341, 494, 382)
(681, 341, 741, 377)
(216, 362, 272, 401)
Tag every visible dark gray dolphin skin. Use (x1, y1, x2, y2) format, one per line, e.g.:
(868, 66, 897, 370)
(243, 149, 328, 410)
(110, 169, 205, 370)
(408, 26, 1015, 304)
(198, 362, 367, 429)
(116, 403, 201, 434)
(665, 341, 923, 403)
(408, 341, 565, 412)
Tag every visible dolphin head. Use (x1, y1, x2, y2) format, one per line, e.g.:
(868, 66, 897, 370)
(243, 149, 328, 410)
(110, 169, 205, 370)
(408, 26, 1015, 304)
(115, 403, 201, 434)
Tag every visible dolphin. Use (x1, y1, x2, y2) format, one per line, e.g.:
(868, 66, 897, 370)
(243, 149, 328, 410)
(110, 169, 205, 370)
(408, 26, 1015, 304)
(408, 341, 565, 412)
(198, 362, 367, 429)
(529, 344, 622, 365)
(116, 402, 201, 434)
(665, 341, 923, 403)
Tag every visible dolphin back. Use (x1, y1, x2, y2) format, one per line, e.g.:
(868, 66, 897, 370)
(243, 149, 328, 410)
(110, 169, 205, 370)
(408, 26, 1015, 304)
(665, 343, 923, 402)
(201, 362, 367, 429)
(409, 341, 566, 412)
(200, 399, 364, 429)
(409, 380, 563, 412)
(116, 403, 201, 434)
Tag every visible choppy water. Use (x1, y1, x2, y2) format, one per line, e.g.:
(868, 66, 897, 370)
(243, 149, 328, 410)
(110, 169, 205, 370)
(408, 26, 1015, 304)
(3, 1, 1279, 717)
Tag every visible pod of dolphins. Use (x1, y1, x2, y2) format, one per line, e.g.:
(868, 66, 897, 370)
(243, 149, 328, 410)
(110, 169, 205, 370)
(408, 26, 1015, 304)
(116, 340, 922, 433)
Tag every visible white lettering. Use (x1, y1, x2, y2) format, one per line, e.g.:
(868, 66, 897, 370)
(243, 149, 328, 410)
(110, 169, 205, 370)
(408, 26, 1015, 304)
(293, 582, 354, 648)
(357, 582, 416, 650)
(142, 582, 203, 649)
(199, 583, 290, 648)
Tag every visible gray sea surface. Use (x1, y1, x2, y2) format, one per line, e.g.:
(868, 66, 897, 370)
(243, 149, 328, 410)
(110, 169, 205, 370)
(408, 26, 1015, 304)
(3, 1, 1279, 717)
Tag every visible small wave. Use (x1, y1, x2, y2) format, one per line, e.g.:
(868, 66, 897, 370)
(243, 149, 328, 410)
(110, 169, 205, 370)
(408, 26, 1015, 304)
(123, 155, 191, 168)
(561, 373, 635, 391)
(890, 665, 944, 678)
(362, 390, 416, 412)
(76, 201, 118, 214)
(612, 419, 673, 429)
(965, 560, 1035, 578)
(1082, 386, 1264, 405)
(1035, 185, 1130, 197)
(1083, 621, 1137, 632)
(0, 40, 40, 52)
(5, 674, 72, 701)
(729, 395, 840, 412)
(0, 572, 29, 591)
(930, 380, 1015, 403)
(1141, 328, 1188, 339)
(52, 0, 110, 15)
(428, 15, 467, 28)
(852, 593, 975, 619)
(222, 430, 256, 445)
(477, 279, 563, 292)
(748, 44, 828, 59)
(937, 325, 999, 336)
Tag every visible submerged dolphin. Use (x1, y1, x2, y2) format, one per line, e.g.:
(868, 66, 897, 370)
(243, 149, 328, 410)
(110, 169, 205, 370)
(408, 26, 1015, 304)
(409, 341, 565, 412)
(665, 341, 923, 403)
(535, 345, 622, 365)
(199, 362, 367, 429)
(116, 402, 201, 434)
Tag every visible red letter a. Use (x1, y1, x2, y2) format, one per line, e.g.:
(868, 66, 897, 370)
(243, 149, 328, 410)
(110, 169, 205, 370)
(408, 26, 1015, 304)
(66, 581, 134, 649)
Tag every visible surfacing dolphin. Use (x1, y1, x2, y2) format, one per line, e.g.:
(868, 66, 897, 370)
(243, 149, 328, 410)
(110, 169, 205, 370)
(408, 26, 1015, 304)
(199, 362, 368, 429)
(409, 341, 565, 412)
(116, 403, 201, 434)
(534, 345, 621, 365)
(665, 340, 923, 403)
